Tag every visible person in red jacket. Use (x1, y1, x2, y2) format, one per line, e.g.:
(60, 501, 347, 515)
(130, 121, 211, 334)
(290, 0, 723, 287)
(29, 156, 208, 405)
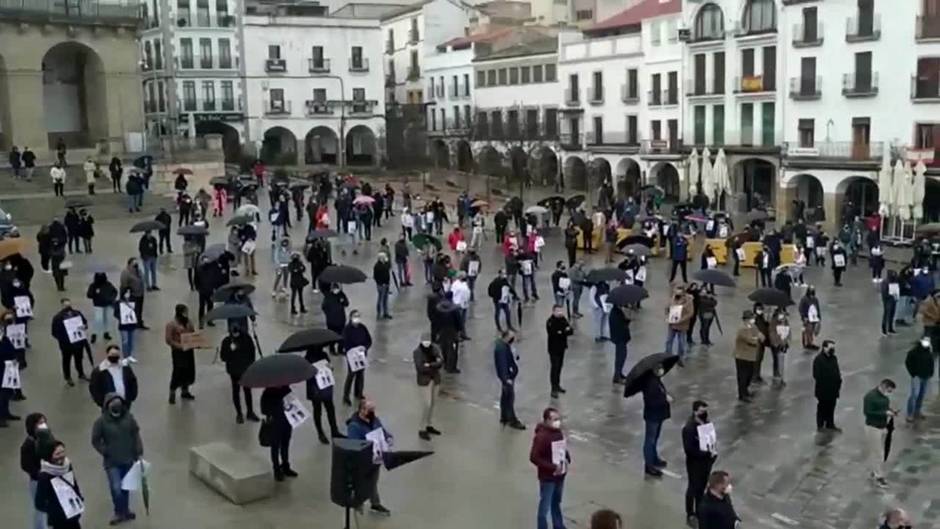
(530, 407, 571, 529)
(447, 226, 465, 253)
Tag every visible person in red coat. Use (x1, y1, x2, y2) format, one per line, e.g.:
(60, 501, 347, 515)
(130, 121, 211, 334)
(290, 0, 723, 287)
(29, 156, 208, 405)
(530, 407, 571, 529)
(447, 226, 465, 253)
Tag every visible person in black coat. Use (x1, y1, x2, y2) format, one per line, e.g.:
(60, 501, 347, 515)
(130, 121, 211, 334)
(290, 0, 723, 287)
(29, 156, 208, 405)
(682, 401, 717, 524)
(641, 365, 671, 477)
(85, 272, 116, 344)
(88, 346, 138, 409)
(155, 209, 173, 254)
(64, 208, 82, 255)
(260, 385, 296, 481)
(220, 326, 259, 423)
(545, 305, 574, 398)
(812, 339, 842, 431)
(435, 294, 462, 373)
(194, 255, 220, 329)
(288, 253, 309, 314)
(77, 210, 94, 254)
(22, 412, 52, 529)
(609, 305, 632, 384)
(305, 345, 343, 444)
(341, 310, 372, 405)
(698, 471, 740, 529)
(34, 440, 84, 529)
(321, 285, 349, 355)
(50, 299, 90, 386)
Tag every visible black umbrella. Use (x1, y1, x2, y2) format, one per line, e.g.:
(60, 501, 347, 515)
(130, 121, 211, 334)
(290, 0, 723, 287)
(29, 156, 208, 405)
(205, 303, 257, 322)
(537, 196, 566, 209)
(277, 328, 342, 353)
(290, 183, 309, 190)
(319, 265, 367, 284)
(566, 194, 586, 209)
(383, 450, 434, 471)
(65, 198, 92, 209)
(240, 354, 317, 388)
(640, 185, 664, 197)
(693, 269, 736, 287)
(747, 288, 792, 307)
(617, 235, 655, 249)
(436, 300, 458, 314)
(608, 284, 649, 306)
(213, 281, 256, 302)
(623, 353, 680, 398)
(884, 417, 894, 462)
(746, 210, 770, 222)
(202, 243, 229, 261)
(177, 225, 208, 236)
(621, 244, 650, 257)
(306, 229, 338, 240)
(226, 215, 253, 227)
(210, 176, 230, 186)
(129, 220, 166, 233)
(586, 267, 628, 284)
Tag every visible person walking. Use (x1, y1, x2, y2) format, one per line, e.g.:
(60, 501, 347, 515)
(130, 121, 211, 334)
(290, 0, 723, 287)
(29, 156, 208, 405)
(799, 286, 822, 350)
(85, 273, 116, 345)
(50, 299, 90, 387)
(609, 305, 632, 384)
(494, 330, 525, 430)
(155, 209, 172, 254)
(345, 398, 392, 516)
(165, 304, 196, 404)
(812, 340, 842, 432)
(82, 158, 96, 195)
(487, 270, 517, 333)
(9, 145, 22, 179)
(904, 336, 934, 422)
(413, 333, 443, 441)
(287, 253, 308, 315)
(138, 231, 159, 292)
(733, 310, 764, 403)
(50, 162, 66, 198)
(220, 326, 259, 424)
(373, 253, 392, 320)
(664, 286, 693, 364)
(697, 471, 740, 529)
(530, 407, 570, 529)
(682, 400, 717, 526)
(341, 310, 372, 406)
(34, 440, 84, 529)
(119, 258, 147, 329)
(260, 385, 297, 481)
(546, 305, 574, 398)
(21, 413, 51, 529)
(641, 363, 672, 477)
(88, 346, 138, 409)
(304, 345, 343, 444)
(91, 393, 143, 525)
(461, 250, 481, 301)
(863, 379, 898, 487)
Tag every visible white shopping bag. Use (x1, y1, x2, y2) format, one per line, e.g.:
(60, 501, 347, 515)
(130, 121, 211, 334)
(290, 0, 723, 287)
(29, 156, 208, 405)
(63, 316, 87, 344)
(551, 439, 568, 473)
(888, 283, 900, 298)
(2, 360, 21, 389)
(13, 296, 32, 318)
(346, 346, 368, 373)
(521, 260, 533, 275)
(807, 305, 820, 323)
(120, 459, 151, 491)
(776, 325, 790, 341)
(283, 394, 311, 429)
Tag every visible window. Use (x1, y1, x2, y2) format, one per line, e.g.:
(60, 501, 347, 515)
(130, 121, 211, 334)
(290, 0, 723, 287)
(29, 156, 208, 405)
(387, 29, 394, 52)
(196, 0, 209, 26)
(410, 50, 420, 77)
(627, 115, 638, 144)
(694, 3, 724, 41)
(509, 68, 519, 84)
(650, 20, 661, 45)
(533, 65, 544, 83)
(464, 105, 472, 128)
(694, 105, 706, 144)
(800, 57, 817, 94)
(476, 112, 487, 136)
(180, 38, 193, 68)
(694, 54, 706, 94)
(713, 52, 725, 94)
(216, 0, 229, 23)
(313, 88, 327, 103)
(201, 81, 215, 110)
(177, 0, 191, 26)
(761, 102, 775, 146)
(762, 46, 776, 90)
(438, 76, 444, 97)
(568, 74, 580, 102)
(576, 9, 593, 21)
(668, 119, 678, 148)
(526, 109, 538, 137)
(498, 69, 507, 85)
(182, 81, 196, 110)
(713, 105, 725, 145)
(744, 0, 776, 34)
(545, 64, 557, 82)
(798, 118, 815, 148)
(220, 81, 234, 111)
(853, 51, 873, 90)
(491, 110, 503, 137)
(268, 45, 281, 59)
(218, 39, 231, 68)
(452, 75, 459, 95)
(856, 0, 875, 37)
(507, 110, 519, 138)
(521, 67, 531, 84)
(627, 68, 638, 98)
(477, 71, 486, 87)
(144, 41, 153, 70)
(199, 38, 212, 68)
(667, 71, 678, 104)
(146, 82, 155, 111)
(801, 7, 819, 42)
(157, 80, 166, 111)
(545, 108, 558, 137)
(353, 88, 365, 102)
(651, 120, 662, 140)
(351, 46, 364, 69)
(270, 88, 285, 111)
(487, 69, 496, 85)
(592, 71, 603, 101)
(593, 116, 604, 144)
(312, 46, 324, 68)
(431, 109, 437, 131)
(740, 102, 754, 145)
(441, 109, 447, 130)
(915, 123, 940, 160)
(463, 74, 470, 96)
(915, 58, 940, 99)
(453, 106, 461, 128)
(651, 73, 661, 104)
(154, 39, 163, 69)
(741, 49, 755, 77)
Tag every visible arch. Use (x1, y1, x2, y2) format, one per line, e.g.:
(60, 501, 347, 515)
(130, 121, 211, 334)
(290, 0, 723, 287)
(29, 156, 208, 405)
(651, 161, 680, 202)
(261, 126, 298, 165)
(304, 125, 339, 165)
(733, 158, 777, 211)
(509, 146, 527, 182)
(589, 157, 612, 187)
(42, 41, 109, 149)
(924, 179, 940, 223)
(694, 3, 725, 41)
(0, 52, 11, 150)
(615, 157, 641, 198)
(743, 0, 776, 34)
(478, 145, 502, 176)
(790, 173, 824, 222)
(431, 139, 450, 169)
(837, 176, 879, 222)
(564, 156, 587, 190)
(456, 140, 473, 172)
(195, 121, 241, 163)
(345, 125, 377, 166)
(528, 145, 558, 186)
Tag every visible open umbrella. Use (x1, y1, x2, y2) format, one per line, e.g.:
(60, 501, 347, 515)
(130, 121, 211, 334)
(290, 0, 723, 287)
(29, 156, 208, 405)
(177, 225, 208, 236)
(436, 299, 458, 314)
(210, 176, 230, 186)
(226, 215, 253, 227)
(277, 328, 343, 353)
(240, 354, 317, 388)
(64, 198, 92, 209)
(353, 195, 376, 206)
(383, 450, 434, 471)
(617, 235, 655, 249)
(205, 303, 257, 322)
(306, 229, 338, 240)
(525, 205, 549, 215)
(213, 281, 255, 300)
(586, 267, 628, 284)
(623, 353, 680, 398)
(640, 184, 664, 198)
(537, 196, 565, 209)
(693, 269, 736, 287)
(608, 284, 648, 305)
(173, 167, 193, 176)
(566, 194, 586, 210)
(129, 220, 166, 233)
(0, 238, 26, 260)
(471, 199, 489, 209)
(412, 233, 442, 250)
(201, 243, 229, 261)
(320, 265, 367, 284)
(132, 155, 153, 168)
(748, 287, 792, 307)
(622, 244, 650, 257)
(236, 204, 261, 217)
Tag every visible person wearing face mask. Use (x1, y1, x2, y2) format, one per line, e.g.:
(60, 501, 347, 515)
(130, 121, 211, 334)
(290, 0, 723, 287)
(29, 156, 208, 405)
(830, 241, 847, 286)
(530, 407, 570, 529)
(91, 393, 143, 525)
(119, 258, 147, 330)
(641, 364, 672, 477)
(21, 413, 52, 529)
(345, 398, 393, 516)
(137, 229, 159, 292)
(546, 305, 574, 398)
(272, 238, 292, 297)
(798, 286, 822, 350)
(260, 385, 297, 481)
(751, 303, 769, 385)
(682, 400, 717, 525)
(697, 470, 739, 529)
(608, 304, 632, 386)
(880, 508, 912, 529)
(733, 310, 764, 403)
(193, 255, 220, 329)
(220, 326, 259, 424)
(165, 304, 196, 404)
(50, 299, 91, 387)
(113, 289, 139, 360)
(34, 441, 84, 529)
(494, 330, 525, 430)
(88, 345, 138, 409)
(85, 272, 117, 345)
(904, 337, 935, 423)
(341, 310, 373, 406)
(863, 379, 898, 487)
(322, 284, 349, 355)
(305, 344, 344, 444)
(287, 252, 309, 315)
(487, 269, 518, 334)
(373, 253, 392, 320)
(550, 261, 570, 314)
(664, 286, 693, 364)
(413, 332, 443, 441)
(812, 339, 842, 432)
(0, 317, 20, 424)
(768, 308, 791, 388)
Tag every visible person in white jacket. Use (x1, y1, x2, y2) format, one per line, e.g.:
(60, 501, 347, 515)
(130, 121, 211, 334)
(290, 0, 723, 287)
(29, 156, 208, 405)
(50, 162, 66, 197)
(83, 157, 97, 195)
(400, 208, 415, 240)
(451, 273, 471, 340)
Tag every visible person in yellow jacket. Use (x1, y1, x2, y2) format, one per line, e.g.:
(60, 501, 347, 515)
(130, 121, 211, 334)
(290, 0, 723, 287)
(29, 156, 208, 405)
(734, 310, 765, 403)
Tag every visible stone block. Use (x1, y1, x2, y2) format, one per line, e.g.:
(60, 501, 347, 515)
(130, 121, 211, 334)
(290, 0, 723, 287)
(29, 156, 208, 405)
(189, 442, 273, 505)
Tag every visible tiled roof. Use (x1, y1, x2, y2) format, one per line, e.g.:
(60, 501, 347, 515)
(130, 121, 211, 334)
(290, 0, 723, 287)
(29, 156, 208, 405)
(474, 34, 557, 61)
(586, 0, 681, 33)
(440, 26, 514, 48)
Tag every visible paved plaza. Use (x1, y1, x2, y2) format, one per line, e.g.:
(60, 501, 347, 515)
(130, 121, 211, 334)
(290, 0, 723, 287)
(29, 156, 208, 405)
(1, 190, 938, 529)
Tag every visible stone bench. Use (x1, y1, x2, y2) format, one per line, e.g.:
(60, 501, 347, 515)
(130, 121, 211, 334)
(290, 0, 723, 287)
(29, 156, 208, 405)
(189, 442, 273, 505)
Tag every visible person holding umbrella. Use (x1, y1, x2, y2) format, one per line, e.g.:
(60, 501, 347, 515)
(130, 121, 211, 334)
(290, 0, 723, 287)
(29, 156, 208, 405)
(165, 304, 196, 404)
(220, 325, 259, 424)
(863, 379, 897, 487)
(682, 400, 717, 525)
(194, 255, 218, 328)
(138, 230, 159, 292)
(636, 361, 672, 477)
(260, 385, 297, 481)
(733, 310, 764, 403)
(91, 393, 143, 525)
(341, 310, 372, 406)
(812, 339, 842, 432)
(494, 330, 525, 430)
(546, 305, 574, 398)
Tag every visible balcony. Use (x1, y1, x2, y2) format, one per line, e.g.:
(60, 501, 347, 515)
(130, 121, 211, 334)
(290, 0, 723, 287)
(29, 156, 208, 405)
(792, 21, 824, 47)
(917, 16, 940, 41)
(564, 88, 581, 106)
(218, 14, 236, 27)
(265, 100, 291, 116)
(584, 131, 640, 149)
(846, 14, 881, 42)
(784, 141, 884, 161)
(911, 75, 940, 102)
(349, 57, 370, 72)
(385, 40, 394, 54)
(588, 87, 604, 105)
(842, 72, 878, 97)
(734, 75, 775, 94)
(407, 66, 420, 81)
(308, 58, 331, 73)
(647, 89, 662, 106)
(560, 132, 582, 150)
(305, 100, 332, 116)
(409, 28, 420, 44)
(685, 79, 724, 97)
(202, 100, 216, 111)
(640, 139, 681, 154)
(265, 58, 287, 73)
(688, 30, 725, 44)
(621, 84, 640, 103)
(788, 76, 822, 100)
(348, 100, 377, 116)
(0, 0, 142, 26)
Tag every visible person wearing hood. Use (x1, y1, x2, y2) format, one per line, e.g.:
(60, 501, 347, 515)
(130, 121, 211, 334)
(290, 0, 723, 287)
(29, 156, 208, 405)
(119, 258, 147, 330)
(165, 304, 196, 404)
(91, 393, 143, 525)
(260, 385, 297, 481)
(413, 332, 443, 441)
(322, 284, 349, 354)
(22, 412, 52, 529)
(342, 310, 373, 406)
(305, 345, 343, 444)
(50, 298, 91, 386)
(85, 272, 117, 344)
(698, 471, 740, 529)
(34, 440, 84, 529)
(530, 407, 570, 529)
(905, 336, 935, 422)
(345, 398, 392, 516)
(812, 340, 842, 432)
(220, 325, 259, 424)
(88, 345, 138, 409)
(682, 401, 717, 525)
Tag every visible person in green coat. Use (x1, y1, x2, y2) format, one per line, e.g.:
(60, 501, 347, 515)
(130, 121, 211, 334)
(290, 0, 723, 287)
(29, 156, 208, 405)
(862, 379, 897, 487)
(905, 336, 936, 422)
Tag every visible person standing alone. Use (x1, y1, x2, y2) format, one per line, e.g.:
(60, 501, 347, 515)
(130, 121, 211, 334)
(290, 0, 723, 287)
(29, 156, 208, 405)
(91, 393, 143, 525)
(413, 333, 443, 441)
(545, 305, 574, 398)
(863, 379, 897, 488)
(812, 340, 842, 432)
(530, 407, 570, 529)
(682, 400, 717, 526)
(494, 330, 525, 430)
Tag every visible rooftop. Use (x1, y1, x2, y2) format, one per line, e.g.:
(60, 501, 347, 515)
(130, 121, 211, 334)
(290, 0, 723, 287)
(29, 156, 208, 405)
(585, 0, 680, 35)
(439, 26, 514, 50)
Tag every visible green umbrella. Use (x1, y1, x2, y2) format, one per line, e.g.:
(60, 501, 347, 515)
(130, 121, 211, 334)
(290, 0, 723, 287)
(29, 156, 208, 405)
(412, 233, 442, 250)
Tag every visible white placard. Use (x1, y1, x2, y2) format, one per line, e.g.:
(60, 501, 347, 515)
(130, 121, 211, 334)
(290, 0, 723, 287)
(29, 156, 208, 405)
(697, 422, 717, 453)
(551, 439, 568, 473)
(268, 210, 279, 223)
(13, 296, 32, 318)
(534, 236, 545, 251)
(120, 459, 151, 491)
(663, 225, 670, 236)
(347, 220, 357, 233)
(888, 283, 900, 298)
(706, 220, 715, 232)
(468, 261, 480, 277)
(718, 225, 729, 238)
(706, 257, 717, 269)
(807, 305, 819, 323)
(2, 360, 20, 389)
(833, 254, 845, 268)
(455, 240, 467, 252)
(500, 286, 512, 305)
(521, 260, 534, 275)
(735, 248, 745, 261)
(668, 305, 684, 324)
(51, 472, 84, 520)
(313, 360, 335, 390)
(775, 325, 790, 341)
(636, 268, 647, 282)
(762, 255, 770, 268)
(425, 212, 434, 224)
(241, 240, 256, 255)
(365, 427, 388, 464)
(346, 346, 368, 373)
(558, 277, 570, 291)
(283, 394, 311, 429)
(63, 316, 87, 344)
(6, 323, 26, 350)
(119, 303, 137, 326)
(805, 237, 815, 249)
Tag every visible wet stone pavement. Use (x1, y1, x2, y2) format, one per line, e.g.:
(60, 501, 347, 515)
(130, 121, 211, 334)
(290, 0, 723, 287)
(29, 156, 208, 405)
(0, 193, 937, 529)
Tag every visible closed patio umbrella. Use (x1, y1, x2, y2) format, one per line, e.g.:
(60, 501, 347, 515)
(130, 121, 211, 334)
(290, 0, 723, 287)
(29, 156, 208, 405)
(700, 147, 714, 202)
(914, 160, 927, 220)
(878, 153, 893, 216)
(687, 149, 700, 200)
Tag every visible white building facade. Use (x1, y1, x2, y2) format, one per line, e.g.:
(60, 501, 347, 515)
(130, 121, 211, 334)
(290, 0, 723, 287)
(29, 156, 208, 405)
(425, 41, 477, 170)
(242, 11, 386, 166)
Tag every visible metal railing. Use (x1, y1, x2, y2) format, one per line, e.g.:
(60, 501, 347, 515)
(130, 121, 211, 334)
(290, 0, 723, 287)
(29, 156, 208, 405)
(640, 139, 681, 154)
(409, 28, 420, 44)
(589, 87, 604, 104)
(265, 100, 292, 116)
(621, 84, 640, 103)
(0, 0, 142, 24)
(565, 88, 580, 106)
(734, 75, 775, 93)
(305, 100, 332, 115)
(349, 57, 370, 72)
(265, 58, 287, 73)
(584, 131, 641, 147)
(917, 15, 940, 40)
(686, 79, 724, 97)
(792, 21, 824, 46)
(789, 76, 822, 100)
(846, 14, 881, 41)
(308, 58, 331, 73)
(349, 101, 377, 115)
(842, 72, 879, 96)
(911, 74, 940, 100)
(783, 141, 884, 160)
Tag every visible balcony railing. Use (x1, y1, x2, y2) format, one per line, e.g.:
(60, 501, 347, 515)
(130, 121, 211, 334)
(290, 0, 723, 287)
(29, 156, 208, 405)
(641, 139, 681, 154)
(911, 75, 940, 101)
(305, 100, 332, 115)
(0, 0, 142, 25)
(734, 75, 775, 93)
(589, 87, 604, 104)
(349, 57, 370, 72)
(202, 100, 216, 111)
(686, 79, 724, 97)
(917, 15, 940, 41)
(385, 40, 394, 53)
(789, 76, 822, 100)
(348, 100, 377, 115)
(565, 88, 581, 106)
(409, 28, 420, 44)
(220, 99, 235, 111)
(308, 58, 331, 73)
(265, 58, 287, 73)
(784, 141, 884, 161)
(218, 14, 236, 27)
(842, 72, 879, 97)
(647, 89, 662, 106)
(265, 100, 291, 116)
(621, 84, 640, 103)
(407, 67, 420, 81)
(583, 131, 640, 148)
(792, 21, 824, 47)
(560, 132, 582, 150)
(846, 14, 881, 42)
